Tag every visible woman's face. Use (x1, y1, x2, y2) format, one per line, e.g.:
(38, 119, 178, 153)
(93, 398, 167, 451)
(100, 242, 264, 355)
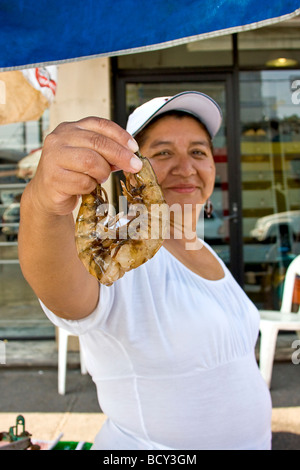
(138, 115, 216, 209)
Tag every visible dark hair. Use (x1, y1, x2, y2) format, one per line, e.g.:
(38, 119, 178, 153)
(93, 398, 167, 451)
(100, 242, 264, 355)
(135, 110, 213, 152)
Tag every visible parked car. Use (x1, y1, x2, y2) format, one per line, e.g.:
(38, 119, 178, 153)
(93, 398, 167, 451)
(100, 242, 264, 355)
(250, 211, 300, 242)
(1, 202, 20, 241)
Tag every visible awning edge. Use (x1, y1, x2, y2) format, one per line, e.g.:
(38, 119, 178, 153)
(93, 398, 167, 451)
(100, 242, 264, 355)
(1, 8, 299, 72)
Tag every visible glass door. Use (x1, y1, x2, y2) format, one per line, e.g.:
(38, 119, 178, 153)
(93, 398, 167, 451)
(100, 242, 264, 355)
(114, 77, 242, 279)
(240, 70, 300, 309)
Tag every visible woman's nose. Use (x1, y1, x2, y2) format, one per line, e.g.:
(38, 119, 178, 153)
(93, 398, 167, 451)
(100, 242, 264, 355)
(171, 155, 197, 177)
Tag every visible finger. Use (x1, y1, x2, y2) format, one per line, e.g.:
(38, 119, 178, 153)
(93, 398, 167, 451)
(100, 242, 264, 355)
(110, 165, 121, 172)
(76, 116, 138, 152)
(52, 147, 113, 184)
(62, 127, 142, 174)
(57, 169, 99, 196)
(70, 117, 142, 172)
(31, 170, 98, 216)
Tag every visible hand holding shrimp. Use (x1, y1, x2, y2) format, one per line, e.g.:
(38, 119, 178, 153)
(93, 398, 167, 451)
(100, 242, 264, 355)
(28, 116, 142, 217)
(75, 152, 169, 285)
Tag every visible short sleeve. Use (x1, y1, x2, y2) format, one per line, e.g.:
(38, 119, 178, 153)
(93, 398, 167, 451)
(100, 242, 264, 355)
(39, 283, 115, 335)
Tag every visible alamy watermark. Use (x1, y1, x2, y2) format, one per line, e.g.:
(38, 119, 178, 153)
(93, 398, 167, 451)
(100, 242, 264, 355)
(91, 196, 206, 251)
(0, 79, 5, 105)
(291, 340, 300, 364)
(0, 340, 6, 365)
(291, 80, 300, 105)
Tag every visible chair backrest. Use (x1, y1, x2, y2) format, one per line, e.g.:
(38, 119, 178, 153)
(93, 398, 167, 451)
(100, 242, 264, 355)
(281, 254, 300, 314)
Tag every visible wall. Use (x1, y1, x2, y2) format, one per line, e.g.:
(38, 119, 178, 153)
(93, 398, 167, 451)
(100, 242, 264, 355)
(49, 57, 111, 127)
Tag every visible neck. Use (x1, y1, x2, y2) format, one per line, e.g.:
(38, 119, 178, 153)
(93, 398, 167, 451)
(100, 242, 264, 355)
(165, 203, 204, 252)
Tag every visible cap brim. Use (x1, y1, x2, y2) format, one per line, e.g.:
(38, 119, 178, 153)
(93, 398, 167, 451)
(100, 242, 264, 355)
(131, 91, 222, 139)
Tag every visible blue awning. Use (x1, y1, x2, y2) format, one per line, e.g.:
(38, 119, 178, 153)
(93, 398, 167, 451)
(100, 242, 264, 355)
(0, 0, 299, 71)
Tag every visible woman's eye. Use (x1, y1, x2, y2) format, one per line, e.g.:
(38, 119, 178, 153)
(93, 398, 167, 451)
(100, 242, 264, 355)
(192, 149, 206, 158)
(153, 150, 171, 158)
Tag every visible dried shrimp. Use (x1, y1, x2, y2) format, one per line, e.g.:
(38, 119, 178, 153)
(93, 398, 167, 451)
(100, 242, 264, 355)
(75, 153, 169, 285)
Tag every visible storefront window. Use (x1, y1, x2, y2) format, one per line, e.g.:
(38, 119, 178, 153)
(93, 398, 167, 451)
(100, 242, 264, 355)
(240, 70, 300, 309)
(0, 110, 55, 339)
(238, 17, 300, 68)
(118, 35, 233, 69)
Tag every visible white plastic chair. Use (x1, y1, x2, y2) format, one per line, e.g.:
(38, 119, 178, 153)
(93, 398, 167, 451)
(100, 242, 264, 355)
(259, 254, 300, 389)
(58, 327, 88, 395)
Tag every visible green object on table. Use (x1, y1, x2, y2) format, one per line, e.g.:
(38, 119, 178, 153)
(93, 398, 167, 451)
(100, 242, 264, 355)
(53, 441, 92, 450)
(6, 415, 31, 442)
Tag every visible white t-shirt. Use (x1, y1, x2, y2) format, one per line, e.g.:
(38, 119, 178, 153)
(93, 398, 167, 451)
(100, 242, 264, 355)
(41, 242, 272, 450)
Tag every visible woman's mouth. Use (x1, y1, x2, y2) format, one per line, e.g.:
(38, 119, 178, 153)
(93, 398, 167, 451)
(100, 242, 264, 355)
(167, 185, 197, 193)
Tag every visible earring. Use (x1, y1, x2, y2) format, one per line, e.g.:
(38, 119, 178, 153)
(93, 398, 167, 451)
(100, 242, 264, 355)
(204, 199, 213, 218)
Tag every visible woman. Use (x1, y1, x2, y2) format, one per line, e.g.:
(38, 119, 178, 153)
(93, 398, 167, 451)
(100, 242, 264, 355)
(18, 92, 272, 450)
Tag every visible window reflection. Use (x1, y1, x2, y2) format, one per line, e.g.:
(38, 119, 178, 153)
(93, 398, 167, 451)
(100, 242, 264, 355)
(241, 71, 300, 310)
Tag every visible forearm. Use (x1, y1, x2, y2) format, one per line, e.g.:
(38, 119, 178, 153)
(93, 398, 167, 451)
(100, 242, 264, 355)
(18, 182, 99, 319)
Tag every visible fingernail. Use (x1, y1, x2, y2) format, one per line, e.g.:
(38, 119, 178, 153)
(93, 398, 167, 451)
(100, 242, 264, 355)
(127, 138, 139, 153)
(130, 155, 143, 171)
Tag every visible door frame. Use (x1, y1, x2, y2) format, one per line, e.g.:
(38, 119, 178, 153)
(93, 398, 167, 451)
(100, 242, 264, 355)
(112, 68, 244, 285)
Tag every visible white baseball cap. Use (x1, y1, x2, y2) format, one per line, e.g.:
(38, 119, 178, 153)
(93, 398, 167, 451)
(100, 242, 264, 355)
(126, 91, 222, 139)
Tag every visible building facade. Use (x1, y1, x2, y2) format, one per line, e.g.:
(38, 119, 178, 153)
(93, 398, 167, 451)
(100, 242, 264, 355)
(0, 17, 299, 339)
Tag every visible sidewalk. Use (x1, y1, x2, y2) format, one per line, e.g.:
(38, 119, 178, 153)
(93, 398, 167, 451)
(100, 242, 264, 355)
(0, 368, 105, 445)
(1, 334, 300, 449)
(0, 338, 104, 446)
